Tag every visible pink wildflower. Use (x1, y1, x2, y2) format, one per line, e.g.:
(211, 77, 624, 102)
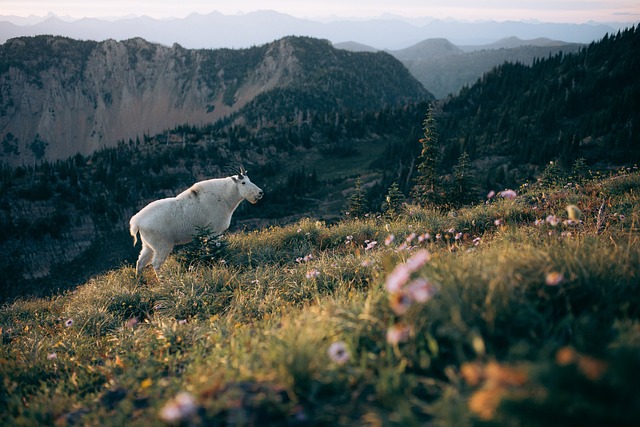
(500, 189, 517, 199)
(487, 190, 496, 199)
(406, 278, 437, 303)
(546, 215, 559, 226)
(306, 269, 320, 279)
(386, 323, 411, 345)
(385, 234, 395, 246)
(405, 250, 431, 272)
(327, 342, 350, 365)
(386, 265, 411, 294)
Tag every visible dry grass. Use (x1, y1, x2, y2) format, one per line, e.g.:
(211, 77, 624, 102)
(1, 171, 639, 426)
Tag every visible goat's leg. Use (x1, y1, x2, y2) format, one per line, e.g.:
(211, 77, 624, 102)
(151, 244, 173, 276)
(136, 245, 154, 276)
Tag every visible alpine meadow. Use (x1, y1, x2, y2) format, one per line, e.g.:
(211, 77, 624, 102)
(1, 24, 639, 426)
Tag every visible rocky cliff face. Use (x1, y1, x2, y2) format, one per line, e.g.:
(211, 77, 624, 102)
(0, 36, 302, 165)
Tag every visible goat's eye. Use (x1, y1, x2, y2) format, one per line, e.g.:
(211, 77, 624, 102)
(242, 182, 246, 185)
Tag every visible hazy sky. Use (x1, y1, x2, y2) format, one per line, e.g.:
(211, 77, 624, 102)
(1, 0, 639, 23)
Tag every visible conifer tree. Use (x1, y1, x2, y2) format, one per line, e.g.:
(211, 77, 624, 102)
(346, 176, 368, 218)
(411, 105, 441, 205)
(451, 151, 476, 207)
(382, 182, 404, 218)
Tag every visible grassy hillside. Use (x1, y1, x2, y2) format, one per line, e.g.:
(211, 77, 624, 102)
(1, 168, 638, 426)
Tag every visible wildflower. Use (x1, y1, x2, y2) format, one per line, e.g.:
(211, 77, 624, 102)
(361, 259, 373, 267)
(546, 215, 559, 226)
(494, 219, 503, 226)
(385, 265, 410, 294)
(327, 342, 350, 365)
(455, 232, 463, 241)
(159, 392, 197, 424)
(386, 323, 411, 345)
(619, 214, 626, 221)
(406, 233, 417, 243)
(487, 190, 496, 199)
(297, 228, 303, 233)
(47, 352, 57, 360)
(396, 242, 408, 251)
(306, 269, 320, 279)
(345, 235, 354, 244)
(405, 250, 431, 272)
(473, 237, 481, 246)
(499, 189, 517, 199)
(545, 271, 564, 286)
(534, 219, 544, 226)
(418, 232, 430, 242)
(303, 254, 314, 262)
(178, 319, 188, 325)
(365, 240, 377, 251)
(389, 291, 413, 315)
(384, 234, 395, 246)
(436, 233, 442, 240)
(65, 318, 74, 327)
(447, 228, 456, 234)
(125, 318, 138, 328)
(406, 278, 437, 303)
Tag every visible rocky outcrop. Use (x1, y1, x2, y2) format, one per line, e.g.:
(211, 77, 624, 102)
(0, 36, 305, 165)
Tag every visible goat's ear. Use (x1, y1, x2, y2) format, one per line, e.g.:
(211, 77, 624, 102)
(231, 175, 238, 182)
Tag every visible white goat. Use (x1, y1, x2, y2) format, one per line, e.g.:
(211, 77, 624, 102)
(129, 168, 263, 276)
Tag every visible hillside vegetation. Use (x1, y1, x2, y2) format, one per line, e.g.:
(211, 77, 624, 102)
(1, 165, 639, 425)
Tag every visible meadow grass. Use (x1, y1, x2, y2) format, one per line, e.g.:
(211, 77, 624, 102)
(1, 171, 639, 426)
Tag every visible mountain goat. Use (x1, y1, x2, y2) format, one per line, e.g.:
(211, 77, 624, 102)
(129, 168, 263, 276)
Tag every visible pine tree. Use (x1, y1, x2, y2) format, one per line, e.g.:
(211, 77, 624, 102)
(382, 182, 404, 218)
(451, 151, 476, 207)
(346, 176, 368, 218)
(411, 104, 441, 205)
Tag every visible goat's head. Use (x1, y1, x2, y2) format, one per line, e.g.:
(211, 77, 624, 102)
(232, 167, 264, 204)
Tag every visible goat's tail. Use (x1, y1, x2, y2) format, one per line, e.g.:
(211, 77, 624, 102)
(129, 219, 139, 246)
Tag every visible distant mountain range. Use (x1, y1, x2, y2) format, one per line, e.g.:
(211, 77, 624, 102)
(0, 35, 428, 165)
(0, 10, 623, 50)
(336, 36, 584, 98)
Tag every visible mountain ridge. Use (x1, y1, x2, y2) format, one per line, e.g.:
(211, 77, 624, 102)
(0, 10, 620, 49)
(0, 35, 429, 165)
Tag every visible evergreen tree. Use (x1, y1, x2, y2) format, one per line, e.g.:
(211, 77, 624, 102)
(346, 176, 368, 218)
(570, 157, 590, 185)
(411, 105, 441, 205)
(451, 151, 476, 207)
(382, 182, 404, 218)
(539, 160, 565, 188)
